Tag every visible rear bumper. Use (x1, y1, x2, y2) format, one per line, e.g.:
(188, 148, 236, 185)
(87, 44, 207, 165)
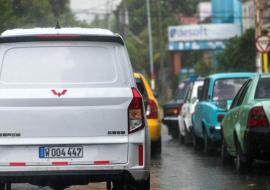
(0, 166, 149, 185)
(244, 128, 270, 159)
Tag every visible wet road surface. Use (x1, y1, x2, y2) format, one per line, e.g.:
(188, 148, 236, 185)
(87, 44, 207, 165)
(12, 126, 270, 189)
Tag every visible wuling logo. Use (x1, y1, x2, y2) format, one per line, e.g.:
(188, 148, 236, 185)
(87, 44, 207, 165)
(51, 89, 67, 97)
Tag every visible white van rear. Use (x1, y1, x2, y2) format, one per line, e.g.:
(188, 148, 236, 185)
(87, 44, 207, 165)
(0, 28, 150, 190)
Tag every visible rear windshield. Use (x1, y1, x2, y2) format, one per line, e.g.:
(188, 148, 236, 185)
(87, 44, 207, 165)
(212, 78, 248, 101)
(1, 46, 117, 84)
(255, 78, 270, 99)
(175, 81, 190, 100)
(135, 78, 148, 108)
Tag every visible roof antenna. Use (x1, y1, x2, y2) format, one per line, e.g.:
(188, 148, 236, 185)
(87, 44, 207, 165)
(55, 20, 61, 29)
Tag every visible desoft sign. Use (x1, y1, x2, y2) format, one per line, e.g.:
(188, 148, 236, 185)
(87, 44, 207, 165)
(168, 24, 241, 42)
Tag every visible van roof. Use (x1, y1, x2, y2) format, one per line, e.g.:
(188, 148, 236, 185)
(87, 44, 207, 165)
(0, 28, 124, 45)
(1, 28, 115, 37)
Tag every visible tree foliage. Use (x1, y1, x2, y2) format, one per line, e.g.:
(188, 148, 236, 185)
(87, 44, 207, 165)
(0, 0, 85, 33)
(217, 29, 256, 72)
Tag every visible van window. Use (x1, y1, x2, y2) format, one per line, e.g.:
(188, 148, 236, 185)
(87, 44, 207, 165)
(1, 46, 117, 84)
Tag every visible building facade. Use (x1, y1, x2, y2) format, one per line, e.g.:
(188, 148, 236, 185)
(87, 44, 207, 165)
(212, 0, 242, 27)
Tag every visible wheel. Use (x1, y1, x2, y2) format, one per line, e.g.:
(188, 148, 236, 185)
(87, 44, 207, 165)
(179, 134, 184, 145)
(50, 186, 66, 190)
(133, 176, 150, 190)
(203, 132, 212, 154)
(151, 138, 162, 155)
(0, 183, 11, 190)
(203, 132, 210, 154)
(235, 141, 253, 174)
(184, 128, 192, 146)
(6, 184, 10, 190)
(221, 135, 233, 165)
(171, 127, 179, 139)
(192, 133, 200, 151)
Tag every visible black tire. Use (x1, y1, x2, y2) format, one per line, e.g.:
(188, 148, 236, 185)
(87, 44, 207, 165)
(203, 132, 211, 154)
(184, 128, 192, 146)
(192, 134, 200, 151)
(0, 183, 11, 190)
(221, 135, 233, 165)
(50, 186, 66, 190)
(171, 128, 179, 139)
(134, 176, 150, 190)
(179, 134, 185, 145)
(152, 138, 162, 155)
(235, 141, 253, 174)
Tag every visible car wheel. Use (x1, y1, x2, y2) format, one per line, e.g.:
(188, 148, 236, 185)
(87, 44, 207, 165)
(152, 138, 162, 155)
(203, 132, 212, 154)
(171, 128, 179, 139)
(179, 134, 185, 145)
(221, 137, 232, 165)
(184, 128, 192, 146)
(235, 141, 253, 174)
(192, 134, 200, 151)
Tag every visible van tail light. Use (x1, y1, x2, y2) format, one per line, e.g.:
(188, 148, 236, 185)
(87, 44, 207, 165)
(248, 106, 270, 128)
(146, 99, 158, 119)
(128, 88, 145, 134)
(217, 114, 224, 123)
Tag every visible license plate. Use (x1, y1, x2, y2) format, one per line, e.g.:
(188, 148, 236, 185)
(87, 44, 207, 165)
(39, 146, 83, 158)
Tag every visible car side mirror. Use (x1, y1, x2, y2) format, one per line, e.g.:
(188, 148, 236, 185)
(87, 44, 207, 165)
(197, 86, 203, 101)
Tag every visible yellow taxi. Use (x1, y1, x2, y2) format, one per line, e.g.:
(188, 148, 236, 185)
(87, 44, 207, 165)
(134, 73, 162, 154)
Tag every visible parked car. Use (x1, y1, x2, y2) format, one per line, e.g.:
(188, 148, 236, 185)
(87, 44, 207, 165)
(221, 74, 270, 173)
(192, 73, 255, 154)
(0, 28, 150, 190)
(179, 78, 204, 145)
(134, 73, 161, 155)
(162, 77, 196, 139)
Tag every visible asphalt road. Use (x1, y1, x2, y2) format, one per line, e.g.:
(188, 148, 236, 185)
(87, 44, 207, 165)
(12, 126, 270, 189)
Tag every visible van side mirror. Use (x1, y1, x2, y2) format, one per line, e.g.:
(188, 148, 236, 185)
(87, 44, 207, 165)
(197, 86, 203, 101)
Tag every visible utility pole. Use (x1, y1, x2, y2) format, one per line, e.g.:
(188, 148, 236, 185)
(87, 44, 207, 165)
(255, 0, 263, 73)
(123, 0, 128, 38)
(157, 0, 165, 97)
(146, 0, 155, 90)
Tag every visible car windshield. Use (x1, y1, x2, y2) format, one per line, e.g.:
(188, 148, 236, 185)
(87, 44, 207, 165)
(175, 81, 190, 100)
(212, 78, 248, 101)
(255, 77, 270, 99)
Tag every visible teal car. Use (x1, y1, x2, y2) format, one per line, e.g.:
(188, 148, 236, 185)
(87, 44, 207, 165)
(192, 73, 255, 153)
(221, 74, 270, 172)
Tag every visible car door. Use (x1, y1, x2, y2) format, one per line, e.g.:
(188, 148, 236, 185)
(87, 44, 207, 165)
(194, 78, 209, 137)
(223, 80, 252, 151)
(180, 85, 192, 134)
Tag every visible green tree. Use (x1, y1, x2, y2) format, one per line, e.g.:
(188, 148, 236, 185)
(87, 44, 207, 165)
(194, 61, 215, 77)
(217, 29, 256, 72)
(0, 0, 86, 33)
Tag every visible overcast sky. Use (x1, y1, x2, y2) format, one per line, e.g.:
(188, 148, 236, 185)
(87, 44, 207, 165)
(70, 0, 121, 23)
